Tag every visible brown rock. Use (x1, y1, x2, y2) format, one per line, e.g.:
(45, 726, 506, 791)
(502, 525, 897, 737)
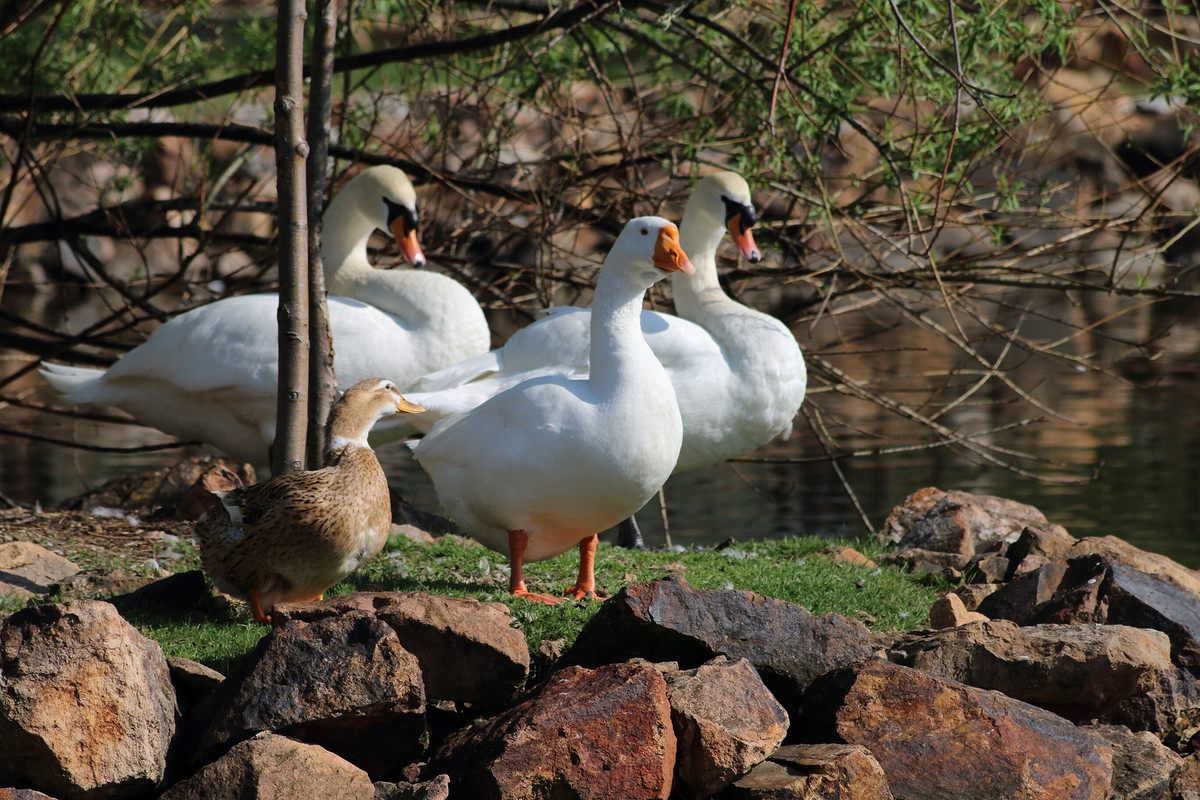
(1083, 724, 1182, 800)
(0, 542, 79, 598)
(561, 576, 874, 708)
(160, 733, 374, 800)
(432, 661, 676, 800)
(714, 743, 893, 800)
(951, 583, 997, 611)
(889, 620, 1172, 722)
(801, 660, 1113, 800)
(1003, 525, 1077, 576)
(273, 591, 529, 709)
(0, 601, 177, 799)
(818, 546, 876, 569)
(928, 593, 989, 628)
(880, 487, 1063, 555)
(659, 657, 789, 799)
(879, 547, 970, 575)
(194, 612, 426, 780)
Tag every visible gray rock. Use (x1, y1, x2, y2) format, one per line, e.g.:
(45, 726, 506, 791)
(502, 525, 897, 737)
(561, 576, 874, 708)
(0, 601, 177, 800)
(193, 612, 426, 780)
(160, 733, 373, 800)
(372, 774, 450, 800)
(713, 743, 893, 800)
(431, 661, 675, 800)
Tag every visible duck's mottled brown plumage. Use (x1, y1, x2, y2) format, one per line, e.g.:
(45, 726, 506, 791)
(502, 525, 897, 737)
(196, 378, 422, 622)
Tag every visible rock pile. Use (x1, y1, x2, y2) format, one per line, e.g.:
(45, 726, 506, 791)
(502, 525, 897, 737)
(4, 485, 1200, 799)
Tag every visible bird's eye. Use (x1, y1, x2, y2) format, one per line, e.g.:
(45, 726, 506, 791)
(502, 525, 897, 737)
(640, 228, 649, 236)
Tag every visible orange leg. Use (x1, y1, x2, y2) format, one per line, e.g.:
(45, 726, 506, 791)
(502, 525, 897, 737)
(567, 534, 600, 600)
(508, 530, 564, 605)
(248, 589, 272, 625)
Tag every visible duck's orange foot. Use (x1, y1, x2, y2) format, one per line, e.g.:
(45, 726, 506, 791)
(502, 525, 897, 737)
(565, 584, 605, 601)
(512, 588, 566, 605)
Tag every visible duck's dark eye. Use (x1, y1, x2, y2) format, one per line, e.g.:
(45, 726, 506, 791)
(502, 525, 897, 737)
(640, 228, 649, 236)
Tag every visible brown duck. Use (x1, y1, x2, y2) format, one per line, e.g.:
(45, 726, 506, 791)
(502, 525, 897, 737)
(196, 378, 423, 623)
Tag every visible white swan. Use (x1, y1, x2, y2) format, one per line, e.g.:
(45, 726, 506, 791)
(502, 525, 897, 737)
(411, 216, 694, 603)
(40, 166, 490, 465)
(398, 170, 807, 478)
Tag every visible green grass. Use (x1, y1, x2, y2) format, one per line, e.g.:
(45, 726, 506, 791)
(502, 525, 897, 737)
(118, 534, 942, 677)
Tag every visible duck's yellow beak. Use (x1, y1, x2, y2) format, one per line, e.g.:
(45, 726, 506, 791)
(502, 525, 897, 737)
(397, 397, 425, 414)
(389, 216, 426, 267)
(653, 223, 694, 275)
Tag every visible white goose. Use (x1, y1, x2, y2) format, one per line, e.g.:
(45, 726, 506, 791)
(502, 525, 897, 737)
(411, 216, 694, 603)
(40, 166, 490, 465)
(399, 171, 806, 537)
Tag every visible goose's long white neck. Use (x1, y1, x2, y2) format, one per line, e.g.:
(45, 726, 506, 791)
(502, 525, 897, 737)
(589, 262, 659, 396)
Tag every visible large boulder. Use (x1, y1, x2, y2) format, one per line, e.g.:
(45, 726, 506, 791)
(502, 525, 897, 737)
(0, 601, 177, 800)
(431, 661, 676, 800)
(879, 487, 1065, 556)
(192, 612, 426, 780)
(799, 660, 1113, 800)
(561, 576, 874, 707)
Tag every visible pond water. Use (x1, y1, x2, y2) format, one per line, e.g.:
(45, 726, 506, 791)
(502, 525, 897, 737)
(3, 285, 1199, 568)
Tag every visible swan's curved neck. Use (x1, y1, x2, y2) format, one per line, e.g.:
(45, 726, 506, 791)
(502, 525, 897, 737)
(320, 189, 382, 284)
(671, 207, 738, 319)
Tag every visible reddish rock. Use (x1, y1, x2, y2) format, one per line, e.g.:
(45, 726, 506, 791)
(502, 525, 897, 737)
(713, 743, 893, 800)
(432, 661, 676, 800)
(1069, 535, 1200, 599)
(160, 733, 373, 800)
(562, 576, 873, 707)
(274, 591, 529, 709)
(1003, 525, 1077, 577)
(194, 612, 426, 780)
(659, 657, 789, 799)
(819, 546, 877, 569)
(801, 660, 1113, 800)
(889, 620, 1172, 722)
(0, 601, 177, 800)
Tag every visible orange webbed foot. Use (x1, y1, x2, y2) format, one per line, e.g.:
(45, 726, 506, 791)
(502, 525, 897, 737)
(511, 581, 567, 605)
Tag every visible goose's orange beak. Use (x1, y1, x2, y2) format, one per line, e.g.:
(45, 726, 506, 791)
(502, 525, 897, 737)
(653, 223, 694, 275)
(726, 215, 761, 263)
(389, 216, 426, 267)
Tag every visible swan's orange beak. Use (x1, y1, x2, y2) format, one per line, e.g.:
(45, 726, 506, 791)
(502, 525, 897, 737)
(726, 215, 761, 263)
(652, 223, 694, 275)
(397, 397, 425, 414)
(389, 216, 426, 267)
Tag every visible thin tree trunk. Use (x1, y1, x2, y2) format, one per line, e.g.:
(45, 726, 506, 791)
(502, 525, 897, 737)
(271, 0, 309, 476)
(305, 0, 338, 468)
